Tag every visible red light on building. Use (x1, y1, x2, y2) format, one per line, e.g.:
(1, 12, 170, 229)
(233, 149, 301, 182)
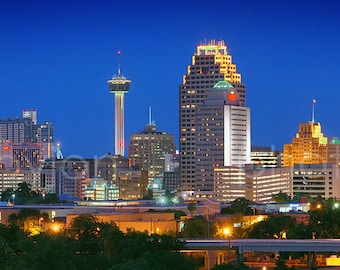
(227, 91, 237, 101)
(2, 146, 10, 151)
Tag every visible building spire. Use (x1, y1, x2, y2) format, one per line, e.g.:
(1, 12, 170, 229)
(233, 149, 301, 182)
(149, 107, 152, 125)
(312, 98, 316, 123)
(117, 50, 121, 77)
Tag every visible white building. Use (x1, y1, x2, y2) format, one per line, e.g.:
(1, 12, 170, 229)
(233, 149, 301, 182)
(195, 81, 250, 197)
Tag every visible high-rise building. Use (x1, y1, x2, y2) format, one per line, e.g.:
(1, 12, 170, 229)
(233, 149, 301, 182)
(129, 121, 175, 185)
(0, 117, 34, 144)
(179, 40, 245, 192)
(0, 111, 54, 165)
(284, 122, 328, 166)
(35, 121, 54, 159)
(195, 81, 250, 196)
(107, 51, 131, 156)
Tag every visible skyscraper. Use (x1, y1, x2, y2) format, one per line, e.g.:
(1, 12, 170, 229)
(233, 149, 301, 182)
(129, 119, 175, 185)
(195, 81, 250, 196)
(107, 51, 131, 156)
(179, 40, 245, 192)
(284, 122, 328, 166)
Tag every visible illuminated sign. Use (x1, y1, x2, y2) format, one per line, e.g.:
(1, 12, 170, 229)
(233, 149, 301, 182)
(227, 90, 237, 101)
(2, 146, 10, 151)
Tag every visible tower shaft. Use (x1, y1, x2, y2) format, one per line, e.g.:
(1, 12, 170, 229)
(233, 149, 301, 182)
(114, 93, 125, 156)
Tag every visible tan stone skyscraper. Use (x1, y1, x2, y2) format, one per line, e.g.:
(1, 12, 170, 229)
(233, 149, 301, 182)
(179, 40, 245, 193)
(284, 122, 328, 166)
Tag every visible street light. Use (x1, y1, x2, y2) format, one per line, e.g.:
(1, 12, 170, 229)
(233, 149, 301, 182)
(224, 228, 231, 263)
(12, 194, 15, 206)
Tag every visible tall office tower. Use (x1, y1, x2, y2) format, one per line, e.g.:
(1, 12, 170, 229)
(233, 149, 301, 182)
(196, 81, 250, 196)
(129, 118, 175, 185)
(0, 117, 34, 144)
(284, 122, 328, 166)
(179, 40, 245, 192)
(0, 111, 54, 164)
(107, 51, 131, 156)
(35, 121, 54, 160)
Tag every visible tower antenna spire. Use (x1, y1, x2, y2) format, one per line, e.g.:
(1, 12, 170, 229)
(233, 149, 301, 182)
(312, 98, 316, 123)
(149, 107, 152, 125)
(117, 50, 121, 77)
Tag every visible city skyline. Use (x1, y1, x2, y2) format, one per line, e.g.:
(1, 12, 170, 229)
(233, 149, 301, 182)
(1, 0, 340, 157)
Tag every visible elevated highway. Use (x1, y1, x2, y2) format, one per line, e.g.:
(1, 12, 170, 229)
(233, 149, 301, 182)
(184, 238, 340, 253)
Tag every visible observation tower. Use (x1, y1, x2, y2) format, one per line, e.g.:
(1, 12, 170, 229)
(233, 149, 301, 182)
(107, 51, 131, 156)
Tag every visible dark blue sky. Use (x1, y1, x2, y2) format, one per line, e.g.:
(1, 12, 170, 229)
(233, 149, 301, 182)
(1, 0, 340, 157)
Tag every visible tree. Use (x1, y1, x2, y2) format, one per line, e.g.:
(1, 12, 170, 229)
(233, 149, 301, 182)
(187, 203, 197, 216)
(272, 192, 291, 203)
(221, 198, 253, 215)
(181, 216, 207, 238)
(247, 215, 298, 239)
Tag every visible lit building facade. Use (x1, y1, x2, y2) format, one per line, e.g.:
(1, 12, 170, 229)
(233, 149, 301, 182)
(41, 158, 89, 199)
(245, 165, 292, 203)
(213, 166, 246, 202)
(293, 164, 340, 199)
(129, 123, 175, 185)
(179, 40, 245, 193)
(284, 122, 328, 166)
(195, 81, 250, 196)
(251, 146, 283, 167)
(84, 178, 119, 201)
(89, 154, 130, 186)
(213, 165, 292, 203)
(0, 168, 41, 194)
(0, 111, 54, 166)
(118, 169, 148, 200)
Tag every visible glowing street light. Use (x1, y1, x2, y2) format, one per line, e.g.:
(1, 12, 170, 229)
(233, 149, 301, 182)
(12, 194, 15, 206)
(224, 228, 231, 263)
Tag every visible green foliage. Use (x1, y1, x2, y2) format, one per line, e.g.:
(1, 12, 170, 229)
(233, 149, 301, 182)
(187, 203, 197, 215)
(0, 214, 196, 269)
(272, 192, 291, 203)
(1, 182, 60, 205)
(247, 215, 298, 239)
(181, 215, 216, 238)
(276, 258, 289, 270)
(221, 198, 253, 215)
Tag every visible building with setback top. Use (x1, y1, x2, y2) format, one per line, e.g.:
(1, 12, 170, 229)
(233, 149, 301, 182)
(179, 40, 245, 193)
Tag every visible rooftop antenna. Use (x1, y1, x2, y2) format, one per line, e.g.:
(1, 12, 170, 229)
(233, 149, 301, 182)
(117, 50, 121, 77)
(149, 107, 152, 125)
(56, 142, 63, 160)
(312, 98, 316, 123)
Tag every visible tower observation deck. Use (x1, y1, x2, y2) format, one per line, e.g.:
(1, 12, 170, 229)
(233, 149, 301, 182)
(107, 51, 131, 156)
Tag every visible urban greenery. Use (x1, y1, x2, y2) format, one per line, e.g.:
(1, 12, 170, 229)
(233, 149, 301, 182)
(0, 214, 197, 270)
(1, 182, 60, 205)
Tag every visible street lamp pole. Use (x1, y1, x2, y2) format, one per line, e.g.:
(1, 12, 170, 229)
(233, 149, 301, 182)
(224, 228, 231, 263)
(12, 194, 15, 206)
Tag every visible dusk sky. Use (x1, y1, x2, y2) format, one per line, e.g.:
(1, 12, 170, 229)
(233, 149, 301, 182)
(1, 0, 340, 158)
